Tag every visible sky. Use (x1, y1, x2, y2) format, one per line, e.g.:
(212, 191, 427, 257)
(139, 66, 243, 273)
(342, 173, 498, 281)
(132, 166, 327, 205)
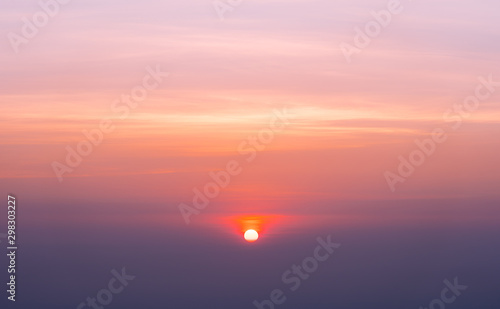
(0, 0, 500, 308)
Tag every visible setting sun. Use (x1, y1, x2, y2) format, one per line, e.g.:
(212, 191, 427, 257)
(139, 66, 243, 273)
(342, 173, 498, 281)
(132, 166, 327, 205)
(244, 229, 259, 242)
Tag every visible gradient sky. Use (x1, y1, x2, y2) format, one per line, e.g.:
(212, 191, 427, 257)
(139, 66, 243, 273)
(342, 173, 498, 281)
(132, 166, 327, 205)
(1, 0, 500, 308)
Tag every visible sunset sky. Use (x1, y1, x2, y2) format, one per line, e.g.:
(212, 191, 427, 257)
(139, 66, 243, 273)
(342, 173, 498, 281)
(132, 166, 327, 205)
(1, 0, 500, 308)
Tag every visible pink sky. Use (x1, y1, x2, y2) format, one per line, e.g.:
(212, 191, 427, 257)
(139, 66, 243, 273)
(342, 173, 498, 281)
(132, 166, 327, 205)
(1, 0, 499, 228)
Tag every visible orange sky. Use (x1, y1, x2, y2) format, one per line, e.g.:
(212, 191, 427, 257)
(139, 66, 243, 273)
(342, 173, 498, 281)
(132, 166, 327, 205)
(1, 0, 499, 227)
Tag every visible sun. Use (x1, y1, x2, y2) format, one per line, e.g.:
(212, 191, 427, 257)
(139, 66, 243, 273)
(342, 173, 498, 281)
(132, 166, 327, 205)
(244, 229, 259, 242)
